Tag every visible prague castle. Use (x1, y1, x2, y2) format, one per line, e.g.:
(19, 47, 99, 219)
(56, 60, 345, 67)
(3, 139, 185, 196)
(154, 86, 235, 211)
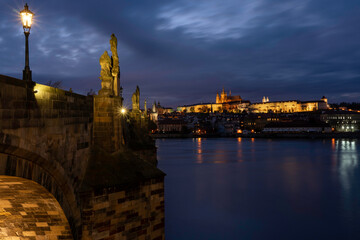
(216, 88, 242, 103)
(177, 89, 250, 113)
(177, 89, 329, 113)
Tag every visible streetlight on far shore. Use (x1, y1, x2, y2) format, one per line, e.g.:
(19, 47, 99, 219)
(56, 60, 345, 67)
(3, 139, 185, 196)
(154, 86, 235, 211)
(20, 3, 34, 82)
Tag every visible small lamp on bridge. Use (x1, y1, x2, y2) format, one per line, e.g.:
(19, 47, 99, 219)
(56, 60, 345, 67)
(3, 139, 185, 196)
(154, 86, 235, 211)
(20, 3, 34, 82)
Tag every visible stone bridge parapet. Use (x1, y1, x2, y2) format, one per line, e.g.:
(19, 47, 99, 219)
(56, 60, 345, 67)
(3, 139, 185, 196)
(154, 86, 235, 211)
(0, 74, 165, 240)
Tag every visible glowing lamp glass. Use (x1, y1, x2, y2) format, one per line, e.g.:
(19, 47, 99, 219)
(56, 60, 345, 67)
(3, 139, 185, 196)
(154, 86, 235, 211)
(21, 12, 33, 28)
(20, 4, 34, 31)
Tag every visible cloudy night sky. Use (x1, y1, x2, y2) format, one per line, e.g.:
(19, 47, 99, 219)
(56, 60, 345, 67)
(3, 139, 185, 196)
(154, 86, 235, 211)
(1, 0, 360, 107)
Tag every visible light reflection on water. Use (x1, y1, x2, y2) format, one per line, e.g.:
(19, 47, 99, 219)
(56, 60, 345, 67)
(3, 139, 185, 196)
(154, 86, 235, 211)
(237, 138, 243, 162)
(157, 138, 360, 240)
(195, 138, 203, 164)
(337, 139, 358, 191)
(335, 139, 359, 234)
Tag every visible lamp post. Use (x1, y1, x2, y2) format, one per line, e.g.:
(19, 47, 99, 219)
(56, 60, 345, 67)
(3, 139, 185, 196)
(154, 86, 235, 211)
(20, 3, 34, 82)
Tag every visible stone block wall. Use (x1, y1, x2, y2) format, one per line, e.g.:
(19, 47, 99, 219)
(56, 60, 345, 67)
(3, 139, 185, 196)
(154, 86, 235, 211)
(0, 153, 78, 234)
(0, 75, 93, 189)
(0, 176, 73, 240)
(93, 95, 123, 153)
(0, 75, 93, 238)
(81, 178, 165, 240)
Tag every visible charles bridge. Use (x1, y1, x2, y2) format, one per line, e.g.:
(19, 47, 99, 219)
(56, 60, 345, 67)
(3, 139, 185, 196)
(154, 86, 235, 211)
(0, 34, 165, 240)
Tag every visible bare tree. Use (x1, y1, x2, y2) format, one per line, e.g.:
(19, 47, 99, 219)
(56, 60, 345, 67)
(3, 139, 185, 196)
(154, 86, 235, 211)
(87, 89, 96, 96)
(46, 80, 62, 88)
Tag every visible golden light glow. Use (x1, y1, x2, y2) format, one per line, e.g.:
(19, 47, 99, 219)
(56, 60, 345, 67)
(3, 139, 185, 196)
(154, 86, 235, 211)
(121, 108, 127, 114)
(20, 4, 34, 29)
(196, 138, 203, 163)
(21, 12, 33, 28)
(237, 129, 242, 134)
(33, 84, 49, 99)
(331, 138, 336, 151)
(237, 137, 243, 161)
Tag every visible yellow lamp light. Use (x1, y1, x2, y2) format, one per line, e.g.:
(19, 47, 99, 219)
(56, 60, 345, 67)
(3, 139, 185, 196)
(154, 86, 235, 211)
(20, 3, 34, 32)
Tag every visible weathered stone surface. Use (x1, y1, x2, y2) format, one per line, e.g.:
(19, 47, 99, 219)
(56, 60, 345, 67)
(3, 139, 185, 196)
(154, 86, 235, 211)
(0, 176, 73, 239)
(80, 177, 164, 240)
(93, 95, 123, 153)
(0, 75, 93, 239)
(0, 73, 165, 240)
(110, 34, 120, 97)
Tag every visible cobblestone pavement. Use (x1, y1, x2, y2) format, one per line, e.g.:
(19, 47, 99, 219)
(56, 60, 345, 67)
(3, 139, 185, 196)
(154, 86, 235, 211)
(0, 176, 73, 240)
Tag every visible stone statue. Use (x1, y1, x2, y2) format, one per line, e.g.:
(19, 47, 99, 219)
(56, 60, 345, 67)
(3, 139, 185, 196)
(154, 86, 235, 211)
(110, 34, 120, 96)
(99, 51, 113, 96)
(132, 86, 140, 111)
(99, 51, 111, 77)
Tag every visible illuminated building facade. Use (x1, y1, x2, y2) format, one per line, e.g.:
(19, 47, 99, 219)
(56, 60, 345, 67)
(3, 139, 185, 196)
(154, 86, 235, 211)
(320, 111, 360, 132)
(249, 96, 329, 113)
(178, 91, 330, 114)
(178, 89, 250, 113)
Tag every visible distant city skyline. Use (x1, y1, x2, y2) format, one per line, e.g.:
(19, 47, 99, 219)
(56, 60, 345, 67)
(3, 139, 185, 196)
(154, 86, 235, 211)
(1, 0, 360, 108)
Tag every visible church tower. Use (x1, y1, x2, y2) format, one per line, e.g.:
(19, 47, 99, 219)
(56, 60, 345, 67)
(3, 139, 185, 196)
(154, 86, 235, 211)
(221, 88, 227, 103)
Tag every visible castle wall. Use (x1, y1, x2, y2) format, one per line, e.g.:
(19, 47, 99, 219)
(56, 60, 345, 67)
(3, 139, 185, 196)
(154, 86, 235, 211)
(250, 100, 326, 113)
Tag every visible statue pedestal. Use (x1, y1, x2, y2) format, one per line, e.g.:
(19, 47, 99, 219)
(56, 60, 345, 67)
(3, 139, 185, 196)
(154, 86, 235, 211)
(93, 95, 123, 152)
(98, 88, 113, 96)
(99, 76, 113, 96)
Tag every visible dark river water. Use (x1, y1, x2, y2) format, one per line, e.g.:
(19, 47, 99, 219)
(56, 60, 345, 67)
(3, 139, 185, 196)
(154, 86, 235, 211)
(156, 138, 360, 240)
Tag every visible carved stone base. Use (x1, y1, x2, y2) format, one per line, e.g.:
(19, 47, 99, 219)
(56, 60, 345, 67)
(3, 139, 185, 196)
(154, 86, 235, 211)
(99, 76, 113, 96)
(98, 88, 113, 96)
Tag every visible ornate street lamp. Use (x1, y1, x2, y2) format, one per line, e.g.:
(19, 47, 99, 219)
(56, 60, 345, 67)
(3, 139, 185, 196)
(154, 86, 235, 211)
(20, 3, 34, 82)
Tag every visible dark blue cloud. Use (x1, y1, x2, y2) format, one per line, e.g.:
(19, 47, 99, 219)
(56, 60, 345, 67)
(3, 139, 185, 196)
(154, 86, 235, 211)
(0, 0, 359, 107)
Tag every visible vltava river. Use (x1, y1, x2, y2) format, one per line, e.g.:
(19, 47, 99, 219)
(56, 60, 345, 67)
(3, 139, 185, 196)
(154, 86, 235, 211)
(157, 138, 360, 240)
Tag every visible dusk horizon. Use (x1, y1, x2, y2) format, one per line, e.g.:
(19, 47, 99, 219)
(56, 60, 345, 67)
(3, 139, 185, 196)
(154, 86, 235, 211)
(1, 0, 360, 108)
